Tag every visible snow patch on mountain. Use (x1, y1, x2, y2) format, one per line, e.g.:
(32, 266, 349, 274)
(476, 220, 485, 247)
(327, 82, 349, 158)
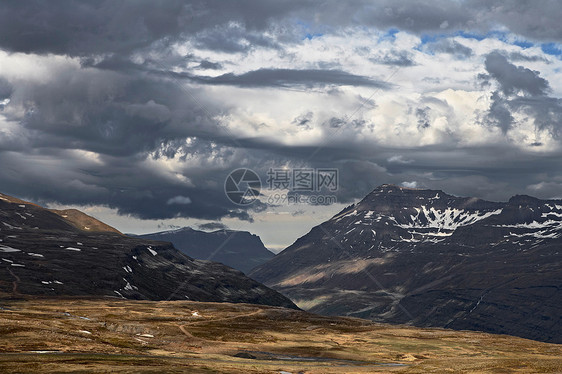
(0, 245, 21, 253)
(495, 219, 562, 230)
(397, 207, 503, 231)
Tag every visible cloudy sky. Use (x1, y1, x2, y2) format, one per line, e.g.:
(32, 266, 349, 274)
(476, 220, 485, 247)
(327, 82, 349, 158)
(1, 1, 562, 251)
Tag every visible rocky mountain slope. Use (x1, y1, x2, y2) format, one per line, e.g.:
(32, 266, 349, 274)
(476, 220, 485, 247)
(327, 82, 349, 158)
(0, 193, 297, 309)
(138, 227, 274, 273)
(50, 208, 123, 234)
(250, 184, 562, 343)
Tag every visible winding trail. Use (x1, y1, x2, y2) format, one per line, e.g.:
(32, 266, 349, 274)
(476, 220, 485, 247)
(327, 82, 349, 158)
(7, 268, 20, 295)
(176, 308, 264, 340)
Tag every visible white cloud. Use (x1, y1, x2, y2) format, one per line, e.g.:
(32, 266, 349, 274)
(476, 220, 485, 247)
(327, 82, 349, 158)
(388, 155, 413, 164)
(166, 196, 192, 205)
(401, 181, 419, 188)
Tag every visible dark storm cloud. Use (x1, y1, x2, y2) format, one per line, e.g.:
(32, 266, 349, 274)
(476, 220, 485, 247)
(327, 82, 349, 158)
(509, 96, 562, 138)
(375, 144, 562, 202)
(0, 0, 309, 56)
(0, 78, 12, 111)
(0, 77, 13, 99)
(484, 91, 515, 134)
(481, 52, 562, 137)
(336, 0, 470, 34)
(466, 0, 562, 43)
(0, 57, 266, 220)
(372, 51, 416, 66)
(416, 107, 431, 130)
(313, 0, 562, 43)
(526, 182, 562, 198)
(505, 51, 549, 63)
(0, 146, 255, 221)
(192, 23, 281, 53)
(0, 0, 187, 55)
(425, 40, 473, 58)
(198, 60, 222, 70)
(328, 117, 346, 129)
(1, 0, 562, 224)
(1, 1, 561, 59)
(9, 70, 202, 157)
(292, 112, 314, 129)
(95, 58, 387, 92)
(264, 141, 562, 204)
(191, 69, 390, 89)
(484, 52, 549, 96)
(198, 222, 229, 231)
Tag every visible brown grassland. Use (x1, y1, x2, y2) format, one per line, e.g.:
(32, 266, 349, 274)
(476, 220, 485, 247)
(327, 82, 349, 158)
(0, 297, 560, 373)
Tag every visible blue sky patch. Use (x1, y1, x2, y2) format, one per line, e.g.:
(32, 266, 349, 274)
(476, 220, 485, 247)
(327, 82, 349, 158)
(512, 40, 534, 49)
(304, 32, 323, 40)
(541, 43, 562, 58)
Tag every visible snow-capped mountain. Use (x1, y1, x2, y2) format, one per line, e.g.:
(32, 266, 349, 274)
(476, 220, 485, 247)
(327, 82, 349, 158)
(250, 185, 562, 343)
(0, 192, 296, 309)
(327, 186, 506, 250)
(138, 227, 274, 274)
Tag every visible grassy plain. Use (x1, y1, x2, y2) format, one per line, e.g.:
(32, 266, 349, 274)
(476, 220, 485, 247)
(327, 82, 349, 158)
(0, 297, 560, 373)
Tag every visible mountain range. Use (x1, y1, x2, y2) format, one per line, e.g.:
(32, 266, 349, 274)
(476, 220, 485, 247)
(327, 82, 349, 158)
(0, 192, 296, 309)
(3, 185, 561, 344)
(138, 227, 274, 273)
(250, 184, 562, 343)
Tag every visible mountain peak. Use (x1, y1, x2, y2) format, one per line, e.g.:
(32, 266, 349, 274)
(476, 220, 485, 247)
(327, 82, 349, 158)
(139, 227, 274, 273)
(508, 194, 542, 205)
(358, 185, 448, 207)
(0, 192, 40, 207)
(377, 184, 422, 191)
(0, 192, 121, 234)
(50, 208, 122, 234)
(371, 184, 444, 195)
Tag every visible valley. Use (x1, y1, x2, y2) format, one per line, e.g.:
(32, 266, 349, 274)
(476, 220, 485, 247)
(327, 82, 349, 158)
(1, 298, 561, 373)
(2, 187, 561, 372)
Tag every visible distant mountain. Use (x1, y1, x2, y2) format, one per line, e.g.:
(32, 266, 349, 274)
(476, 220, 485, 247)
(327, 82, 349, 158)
(0, 192, 297, 309)
(250, 184, 562, 343)
(138, 227, 274, 273)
